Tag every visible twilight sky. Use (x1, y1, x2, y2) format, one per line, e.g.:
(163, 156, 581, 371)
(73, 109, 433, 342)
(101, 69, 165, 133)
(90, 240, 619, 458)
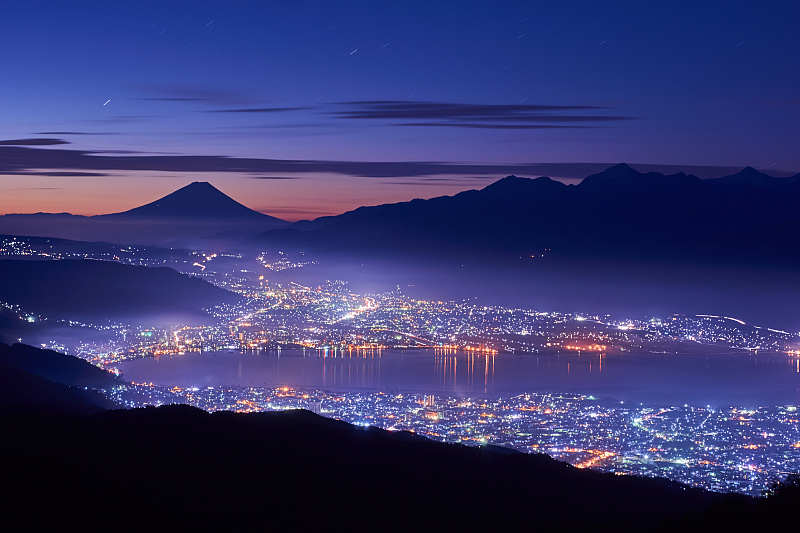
(1, 1, 799, 220)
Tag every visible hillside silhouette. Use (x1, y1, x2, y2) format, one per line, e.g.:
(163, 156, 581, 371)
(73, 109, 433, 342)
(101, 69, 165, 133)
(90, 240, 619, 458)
(0, 343, 796, 531)
(0, 342, 117, 387)
(0, 259, 237, 321)
(0, 343, 115, 414)
(0, 403, 729, 530)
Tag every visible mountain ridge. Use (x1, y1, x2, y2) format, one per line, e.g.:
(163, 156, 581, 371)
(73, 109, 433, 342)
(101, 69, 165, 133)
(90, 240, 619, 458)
(262, 163, 800, 265)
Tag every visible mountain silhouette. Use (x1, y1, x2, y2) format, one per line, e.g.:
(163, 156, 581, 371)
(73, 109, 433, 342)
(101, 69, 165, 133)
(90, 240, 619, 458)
(258, 163, 800, 328)
(100, 181, 283, 221)
(262, 163, 800, 266)
(709, 166, 800, 188)
(0, 343, 115, 414)
(0, 259, 239, 322)
(0, 181, 286, 246)
(0, 342, 117, 388)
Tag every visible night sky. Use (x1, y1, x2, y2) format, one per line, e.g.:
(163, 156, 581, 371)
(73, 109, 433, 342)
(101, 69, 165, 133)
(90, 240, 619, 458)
(2, 1, 799, 219)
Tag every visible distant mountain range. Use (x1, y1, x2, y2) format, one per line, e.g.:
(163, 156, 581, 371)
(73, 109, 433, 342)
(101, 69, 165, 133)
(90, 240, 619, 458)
(2, 164, 800, 324)
(0, 181, 286, 246)
(261, 163, 800, 267)
(253, 164, 800, 328)
(3, 164, 799, 257)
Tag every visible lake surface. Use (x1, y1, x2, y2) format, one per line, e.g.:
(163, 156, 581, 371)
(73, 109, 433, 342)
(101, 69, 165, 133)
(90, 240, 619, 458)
(118, 348, 800, 406)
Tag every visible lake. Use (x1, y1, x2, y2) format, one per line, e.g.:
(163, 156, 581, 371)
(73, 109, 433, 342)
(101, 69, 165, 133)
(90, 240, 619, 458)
(118, 348, 800, 406)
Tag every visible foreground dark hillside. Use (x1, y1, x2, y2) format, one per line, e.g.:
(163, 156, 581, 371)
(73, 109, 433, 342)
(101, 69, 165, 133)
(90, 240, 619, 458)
(0, 342, 116, 414)
(0, 342, 117, 388)
(4, 403, 799, 532)
(0, 259, 237, 321)
(0, 405, 727, 531)
(0, 345, 796, 531)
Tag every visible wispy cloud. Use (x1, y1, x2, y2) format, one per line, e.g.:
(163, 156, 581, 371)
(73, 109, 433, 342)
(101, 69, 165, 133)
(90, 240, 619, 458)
(9, 186, 64, 190)
(329, 100, 633, 129)
(87, 115, 157, 124)
(0, 145, 776, 179)
(205, 107, 312, 113)
(395, 123, 591, 129)
(249, 176, 301, 180)
(35, 131, 119, 136)
(0, 138, 69, 146)
(137, 97, 209, 102)
(134, 84, 252, 106)
(2, 171, 108, 177)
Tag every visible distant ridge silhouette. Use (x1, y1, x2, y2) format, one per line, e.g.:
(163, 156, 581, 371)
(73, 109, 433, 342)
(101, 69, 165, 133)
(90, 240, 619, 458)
(261, 163, 800, 266)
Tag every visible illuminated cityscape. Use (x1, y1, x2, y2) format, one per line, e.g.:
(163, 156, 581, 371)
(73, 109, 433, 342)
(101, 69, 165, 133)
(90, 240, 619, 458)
(105, 383, 800, 496)
(3, 3, 800, 526)
(3, 234, 798, 496)
(5, 236, 798, 364)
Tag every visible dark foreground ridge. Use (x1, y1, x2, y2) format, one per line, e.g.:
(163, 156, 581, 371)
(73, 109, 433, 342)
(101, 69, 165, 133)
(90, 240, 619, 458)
(0, 342, 117, 388)
(0, 405, 724, 530)
(1, 345, 797, 531)
(0, 343, 116, 414)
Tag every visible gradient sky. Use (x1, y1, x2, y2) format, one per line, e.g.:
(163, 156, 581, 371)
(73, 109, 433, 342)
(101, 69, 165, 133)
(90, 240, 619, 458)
(2, 1, 799, 220)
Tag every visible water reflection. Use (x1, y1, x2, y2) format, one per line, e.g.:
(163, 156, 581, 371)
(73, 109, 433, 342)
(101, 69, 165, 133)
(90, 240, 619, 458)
(122, 348, 800, 405)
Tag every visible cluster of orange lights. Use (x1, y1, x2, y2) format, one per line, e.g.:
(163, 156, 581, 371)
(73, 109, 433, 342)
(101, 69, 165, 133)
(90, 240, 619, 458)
(423, 410, 440, 421)
(432, 344, 498, 354)
(574, 450, 617, 469)
(345, 344, 386, 350)
(563, 344, 607, 352)
(462, 345, 499, 355)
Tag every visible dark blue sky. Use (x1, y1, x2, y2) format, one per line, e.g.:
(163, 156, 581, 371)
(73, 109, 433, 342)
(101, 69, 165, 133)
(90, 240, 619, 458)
(2, 1, 799, 218)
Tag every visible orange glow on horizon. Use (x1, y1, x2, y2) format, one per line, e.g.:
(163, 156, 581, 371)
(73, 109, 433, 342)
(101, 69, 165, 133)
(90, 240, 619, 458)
(0, 171, 501, 222)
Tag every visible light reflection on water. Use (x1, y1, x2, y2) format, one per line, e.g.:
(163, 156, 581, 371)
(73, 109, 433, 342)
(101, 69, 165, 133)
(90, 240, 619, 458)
(118, 348, 800, 406)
